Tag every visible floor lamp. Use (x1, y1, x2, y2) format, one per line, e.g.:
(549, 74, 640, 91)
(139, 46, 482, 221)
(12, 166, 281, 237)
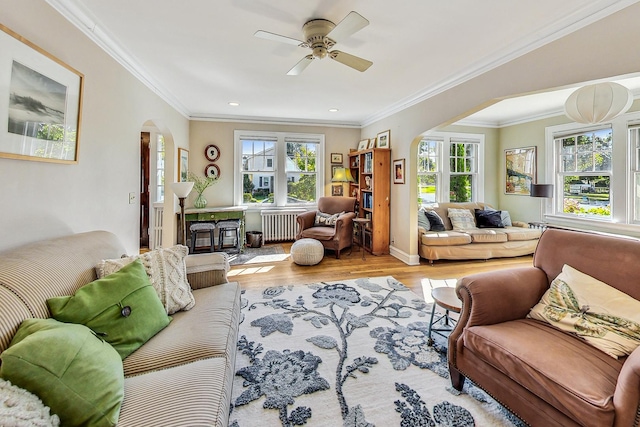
(530, 184, 554, 223)
(172, 181, 194, 245)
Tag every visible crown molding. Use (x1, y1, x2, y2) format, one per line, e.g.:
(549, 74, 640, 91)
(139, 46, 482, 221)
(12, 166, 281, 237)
(189, 113, 361, 129)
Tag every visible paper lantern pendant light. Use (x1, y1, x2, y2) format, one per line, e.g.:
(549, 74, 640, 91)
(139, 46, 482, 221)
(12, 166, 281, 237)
(564, 82, 633, 124)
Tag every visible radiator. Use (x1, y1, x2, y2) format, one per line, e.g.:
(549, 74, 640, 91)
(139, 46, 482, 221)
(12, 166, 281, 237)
(261, 210, 305, 242)
(151, 204, 163, 250)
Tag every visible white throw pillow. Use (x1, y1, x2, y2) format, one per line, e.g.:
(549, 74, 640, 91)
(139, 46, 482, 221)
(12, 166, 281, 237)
(0, 379, 60, 427)
(96, 245, 195, 315)
(447, 208, 476, 230)
(528, 264, 640, 358)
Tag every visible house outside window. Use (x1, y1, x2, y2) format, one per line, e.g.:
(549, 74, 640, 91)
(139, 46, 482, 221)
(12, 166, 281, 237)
(235, 131, 324, 206)
(417, 132, 484, 205)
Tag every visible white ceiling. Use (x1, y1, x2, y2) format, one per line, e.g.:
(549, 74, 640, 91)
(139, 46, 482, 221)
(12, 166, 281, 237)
(46, 0, 640, 127)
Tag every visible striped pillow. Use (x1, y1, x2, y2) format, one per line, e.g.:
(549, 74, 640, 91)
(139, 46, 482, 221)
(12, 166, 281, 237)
(448, 208, 476, 230)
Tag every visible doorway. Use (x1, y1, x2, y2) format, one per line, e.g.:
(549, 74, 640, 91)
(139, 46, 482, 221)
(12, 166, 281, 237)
(140, 132, 151, 250)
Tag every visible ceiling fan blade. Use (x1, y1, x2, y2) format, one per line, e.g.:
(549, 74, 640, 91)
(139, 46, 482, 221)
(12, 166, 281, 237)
(329, 50, 372, 72)
(254, 30, 305, 47)
(326, 11, 369, 43)
(287, 55, 314, 75)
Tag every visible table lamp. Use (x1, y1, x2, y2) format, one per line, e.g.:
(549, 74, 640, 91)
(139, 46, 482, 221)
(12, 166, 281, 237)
(331, 167, 355, 196)
(530, 184, 554, 223)
(172, 181, 194, 245)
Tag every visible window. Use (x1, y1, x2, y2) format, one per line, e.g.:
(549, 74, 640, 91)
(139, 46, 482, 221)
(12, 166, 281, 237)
(417, 132, 484, 205)
(235, 131, 324, 206)
(555, 128, 612, 219)
(155, 134, 165, 202)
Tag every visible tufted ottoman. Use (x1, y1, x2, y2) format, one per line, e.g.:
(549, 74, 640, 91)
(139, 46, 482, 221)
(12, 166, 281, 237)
(290, 238, 324, 266)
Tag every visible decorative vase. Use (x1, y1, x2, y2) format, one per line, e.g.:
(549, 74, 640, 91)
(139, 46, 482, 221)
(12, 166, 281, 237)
(194, 193, 207, 209)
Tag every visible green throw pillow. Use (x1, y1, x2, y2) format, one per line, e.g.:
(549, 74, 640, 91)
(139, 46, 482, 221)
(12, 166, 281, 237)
(47, 259, 171, 359)
(0, 318, 124, 426)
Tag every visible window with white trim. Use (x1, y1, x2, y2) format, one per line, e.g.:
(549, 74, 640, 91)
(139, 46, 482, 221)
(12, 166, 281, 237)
(235, 131, 324, 206)
(417, 132, 484, 205)
(155, 134, 165, 202)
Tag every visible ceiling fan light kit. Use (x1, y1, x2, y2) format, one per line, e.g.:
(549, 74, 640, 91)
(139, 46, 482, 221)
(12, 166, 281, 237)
(564, 82, 633, 124)
(254, 11, 373, 75)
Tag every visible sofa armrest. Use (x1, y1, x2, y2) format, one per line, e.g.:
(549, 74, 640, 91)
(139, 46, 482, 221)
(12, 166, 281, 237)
(185, 252, 229, 290)
(614, 346, 640, 427)
(296, 211, 317, 238)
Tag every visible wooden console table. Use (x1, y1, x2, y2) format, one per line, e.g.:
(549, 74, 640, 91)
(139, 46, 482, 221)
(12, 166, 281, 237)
(183, 206, 247, 252)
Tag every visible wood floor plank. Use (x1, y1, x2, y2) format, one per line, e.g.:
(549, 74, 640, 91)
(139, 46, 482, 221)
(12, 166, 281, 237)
(229, 243, 534, 297)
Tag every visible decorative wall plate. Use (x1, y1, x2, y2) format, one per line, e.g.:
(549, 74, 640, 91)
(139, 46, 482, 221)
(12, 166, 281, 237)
(205, 163, 220, 179)
(205, 144, 220, 162)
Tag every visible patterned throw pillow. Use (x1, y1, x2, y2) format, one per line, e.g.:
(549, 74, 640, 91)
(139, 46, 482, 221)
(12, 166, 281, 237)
(96, 245, 195, 315)
(528, 264, 640, 358)
(314, 211, 344, 227)
(448, 208, 476, 230)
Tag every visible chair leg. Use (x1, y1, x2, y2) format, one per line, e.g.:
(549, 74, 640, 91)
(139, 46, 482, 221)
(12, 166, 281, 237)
(209, 230, 215, 252)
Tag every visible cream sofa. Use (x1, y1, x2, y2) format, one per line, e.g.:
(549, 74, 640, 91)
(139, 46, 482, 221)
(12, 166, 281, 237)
(418, 202, 541, 263)
(0, 231, 240, 426)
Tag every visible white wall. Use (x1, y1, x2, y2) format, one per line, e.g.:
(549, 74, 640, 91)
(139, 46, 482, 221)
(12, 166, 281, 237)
(362, 3, 640, 264)
(0, 0, 190, 253)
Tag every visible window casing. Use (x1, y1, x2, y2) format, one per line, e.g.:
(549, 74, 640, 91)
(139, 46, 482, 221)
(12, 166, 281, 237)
(234, 131, 324, 207)
(417, 132, 484, 206)
(155, 133, 165, 202)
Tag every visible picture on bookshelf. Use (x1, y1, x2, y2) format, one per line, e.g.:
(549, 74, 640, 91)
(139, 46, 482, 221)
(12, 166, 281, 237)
(357, 139, 369, 151)
(331, 184, 343, 196)
(368, 138, 376, 149)
(377, 130, 390, 149)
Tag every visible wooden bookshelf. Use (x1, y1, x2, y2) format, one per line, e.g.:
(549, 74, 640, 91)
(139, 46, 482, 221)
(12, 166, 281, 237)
(348, 148, 391, 255)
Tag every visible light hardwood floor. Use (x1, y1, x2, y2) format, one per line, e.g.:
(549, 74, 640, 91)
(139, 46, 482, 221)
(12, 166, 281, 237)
(229, 242, 534, 300)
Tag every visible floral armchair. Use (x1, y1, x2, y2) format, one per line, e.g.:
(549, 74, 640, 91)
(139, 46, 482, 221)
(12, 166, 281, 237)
(296, 197, 357, 259)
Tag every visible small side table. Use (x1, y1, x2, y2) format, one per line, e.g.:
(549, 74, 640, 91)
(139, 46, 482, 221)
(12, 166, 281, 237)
(352, 218, 371, 260)
(427, 287, 462, 345)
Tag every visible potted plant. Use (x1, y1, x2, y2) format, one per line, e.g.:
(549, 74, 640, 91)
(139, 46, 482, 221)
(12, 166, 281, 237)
(188, 171, 218, 209)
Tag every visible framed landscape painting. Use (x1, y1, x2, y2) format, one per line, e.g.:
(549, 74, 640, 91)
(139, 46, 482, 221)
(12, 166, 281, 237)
(0, 24, 83, 163)
(505, 146, 536, 195)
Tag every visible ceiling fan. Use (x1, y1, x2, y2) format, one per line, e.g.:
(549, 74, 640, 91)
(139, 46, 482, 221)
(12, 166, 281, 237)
(254, 11, 373, 75)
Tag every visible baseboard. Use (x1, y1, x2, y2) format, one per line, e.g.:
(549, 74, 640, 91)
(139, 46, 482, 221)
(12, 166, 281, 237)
(389, 245, 421, 265)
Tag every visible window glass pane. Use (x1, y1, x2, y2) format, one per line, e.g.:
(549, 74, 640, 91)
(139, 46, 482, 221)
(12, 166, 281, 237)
(286, 142, 317, 172)
(418, 174, 437, 204)
(242, 172, 274, 203)
(287, 172, 316, 203)
(450, 175, 472, 202)
(635, 173, 640, 221)
(562, 175, 610, 218)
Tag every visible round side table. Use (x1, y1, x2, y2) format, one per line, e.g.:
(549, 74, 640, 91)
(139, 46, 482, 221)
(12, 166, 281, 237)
(427, 287, 462, 345)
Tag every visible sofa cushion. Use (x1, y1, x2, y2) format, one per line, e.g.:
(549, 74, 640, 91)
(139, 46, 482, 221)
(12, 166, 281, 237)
(424, 210, 446, 231)
(421, 231, 472, 246)
(501, 227, 541, 241)
(123, 282, 240, 377)
(48, 260, 171, 359)
(464, 229, 508, 243)
(464, 319, 620, 426)
(96, 245, 195, 315)
(448, 208, 476, 230)
(474, 209, 504, 228)
(0, 318, 124, 427)
(529, 264, 640, 358)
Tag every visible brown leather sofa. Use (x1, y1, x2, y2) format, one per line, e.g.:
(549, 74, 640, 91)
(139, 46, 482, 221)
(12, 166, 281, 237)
(448, 228, 640, 427)
(296, 196, 356, 259)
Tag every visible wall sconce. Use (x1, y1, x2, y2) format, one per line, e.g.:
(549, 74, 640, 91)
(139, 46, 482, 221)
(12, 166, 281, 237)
(530, 184, 554, 223)
(172, 181, 194, 245)
(564, 82, 633, 124)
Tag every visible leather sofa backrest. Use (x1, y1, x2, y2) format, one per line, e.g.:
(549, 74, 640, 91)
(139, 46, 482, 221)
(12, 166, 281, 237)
(317, 196, 356, 215)
(534, 228, 640, 300)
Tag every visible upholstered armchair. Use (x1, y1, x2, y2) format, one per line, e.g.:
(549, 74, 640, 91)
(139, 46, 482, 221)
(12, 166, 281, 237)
(296, 197, 357, 259)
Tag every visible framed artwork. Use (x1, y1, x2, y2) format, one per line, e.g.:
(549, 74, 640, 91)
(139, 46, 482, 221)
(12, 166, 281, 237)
(178, 148, 189, 181)
(331, 153, 343, 164)
(505, 146, 536, 195)
(368, 138, 376, 149)
(205, 144, 220, 161)
(0, 24, 83, 164)
(377, 130, 390, 149)
(393, 158, 405, 184)
(357, 139, 369, 151)
(331, 184, 344, 196)
(204, 163, 220, 179)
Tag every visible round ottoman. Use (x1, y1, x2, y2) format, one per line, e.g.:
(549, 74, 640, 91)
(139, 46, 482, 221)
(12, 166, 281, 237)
(291, 238, 324, 266)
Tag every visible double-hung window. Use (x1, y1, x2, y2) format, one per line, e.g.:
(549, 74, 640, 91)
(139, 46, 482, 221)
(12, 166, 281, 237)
(417, 132, 484, 205)
(235, 131, 324, 207)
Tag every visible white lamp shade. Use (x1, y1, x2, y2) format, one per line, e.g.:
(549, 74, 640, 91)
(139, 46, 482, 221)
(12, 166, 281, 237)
(564, 82, 633, 124)
(172, 181, 194, 198)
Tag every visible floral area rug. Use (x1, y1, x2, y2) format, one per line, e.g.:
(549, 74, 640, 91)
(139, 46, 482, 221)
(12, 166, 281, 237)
(229, 276, 523, 427)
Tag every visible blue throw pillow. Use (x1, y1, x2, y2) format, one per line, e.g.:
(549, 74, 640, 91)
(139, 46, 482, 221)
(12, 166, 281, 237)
(418, 209, 431, 231)
(424, 210, 445, 231)
(475, 209, 504, 228)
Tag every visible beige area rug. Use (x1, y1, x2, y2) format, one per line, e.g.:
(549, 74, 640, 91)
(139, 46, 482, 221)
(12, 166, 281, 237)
(229, 276, 524, 427)
(228, 245, 288, 266)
